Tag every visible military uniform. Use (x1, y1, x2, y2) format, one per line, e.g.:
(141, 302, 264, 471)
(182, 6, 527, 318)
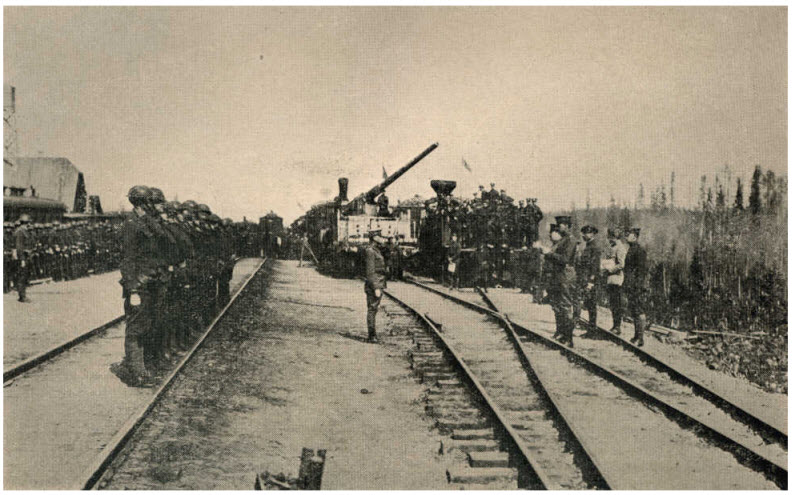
(575, 227, 602, 329)
(13, 221, 35, 301)
(544, 225, 577, 346)
(624, 229, 648, 346)
(119, 206, 163, 384)
(364, 236, 387, 342)
(604, 231, 628, 333)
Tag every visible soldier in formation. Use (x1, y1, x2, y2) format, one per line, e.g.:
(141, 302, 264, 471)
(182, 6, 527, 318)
(3, 218, 123, 295)
(115, 185, 241, 386)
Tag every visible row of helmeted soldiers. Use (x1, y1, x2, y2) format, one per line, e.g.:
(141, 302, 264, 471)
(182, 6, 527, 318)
(4, 218, 122, 299)
(113, 185, 239, 387)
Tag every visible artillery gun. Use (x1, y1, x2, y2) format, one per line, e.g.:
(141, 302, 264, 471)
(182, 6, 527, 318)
(301, 143, 438, 276)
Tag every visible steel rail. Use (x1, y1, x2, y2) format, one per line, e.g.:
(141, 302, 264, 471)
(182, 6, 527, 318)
(571, 314, 788, 448)
(483, 289, 787, 449)
(77, 257, 268, 490)
(404, 279, 788, 490)
(4, 315, 126, 383)
(383, 289, 558, 490)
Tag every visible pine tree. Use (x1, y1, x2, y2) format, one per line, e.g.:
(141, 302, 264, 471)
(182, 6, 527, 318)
(734, 177, 744, 212)
(637, 183, 645, 210)
(749, 166, 762, 215)
(699, 175, 707, 209)
(670, 171, 676, 209)
(716, 184, 726, 209)
(764, 170, 777, 214)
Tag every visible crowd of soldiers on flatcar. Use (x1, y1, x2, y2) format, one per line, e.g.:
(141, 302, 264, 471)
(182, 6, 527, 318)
(5, 217, 122, 300)
(424, 183, 544, 289)
(108, 185, 242, 387)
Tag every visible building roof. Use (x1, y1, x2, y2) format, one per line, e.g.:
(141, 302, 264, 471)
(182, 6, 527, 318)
(4, 157, 83, 211)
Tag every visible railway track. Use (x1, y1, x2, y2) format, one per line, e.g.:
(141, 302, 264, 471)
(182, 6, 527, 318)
(4, 315, 126, 383)
(77, 257, 267, 490)
(382, 293, 609, 489)
(391, 280, 785, 490)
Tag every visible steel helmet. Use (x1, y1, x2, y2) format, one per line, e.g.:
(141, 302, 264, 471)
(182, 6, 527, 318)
(181, 200, 198, 211)
(147, 187, 166, 204)
(166, 200, 182, 212)
(223, 218, 233, 226)
(197, 204, 211, 214)
(127, 185, 150, 207)
(209, 213, 222, 223)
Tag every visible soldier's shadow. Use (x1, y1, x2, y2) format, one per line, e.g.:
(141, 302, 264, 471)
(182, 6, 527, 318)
(337, 331, 371, 343)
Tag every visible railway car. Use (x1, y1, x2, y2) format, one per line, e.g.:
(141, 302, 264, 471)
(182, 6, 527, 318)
(259, 211, 285, 258)
(3, 196, 67, 223)
(300, 143, 439, 276)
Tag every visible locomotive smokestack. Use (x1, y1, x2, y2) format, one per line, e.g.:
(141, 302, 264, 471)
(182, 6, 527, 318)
(338, 177, 349, 201)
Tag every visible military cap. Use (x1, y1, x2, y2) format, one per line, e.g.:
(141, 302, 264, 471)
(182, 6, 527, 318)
(626, 227, 641, 237)
(368, 228, 383, 238)
(478, 185, 485, 189)
(549, 223, 560, 233)
(128, 185, 150, 206)
(554, 215, 572, 227)
(18, 214, 32, 223)
(580, 225, 598, 234)
(197, 204, 211, 214)
(147, 187, 166, 204)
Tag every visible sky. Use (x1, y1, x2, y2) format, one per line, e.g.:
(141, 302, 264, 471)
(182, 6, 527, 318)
(3, 6, 787, 223)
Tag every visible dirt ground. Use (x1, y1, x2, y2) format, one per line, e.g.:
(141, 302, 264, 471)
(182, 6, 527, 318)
(100, 260, 452, 490)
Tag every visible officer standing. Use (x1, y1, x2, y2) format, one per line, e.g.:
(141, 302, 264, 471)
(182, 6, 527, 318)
(575, 225, 602, 335)
(543, 216, 577, 347)
(364, 229, 387, 343)
(13, 214, 34, 302)
(624, 227, 648, 346)
(603, 228, 628, 334)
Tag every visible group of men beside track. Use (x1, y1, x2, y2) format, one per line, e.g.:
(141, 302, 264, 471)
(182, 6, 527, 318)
(540, 215, 648, 348)
(5, 218, 122, 300)
(115, 185, 239, 387)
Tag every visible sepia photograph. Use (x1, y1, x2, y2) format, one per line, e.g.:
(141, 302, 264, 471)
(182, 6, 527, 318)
(2, 4, 789, 490)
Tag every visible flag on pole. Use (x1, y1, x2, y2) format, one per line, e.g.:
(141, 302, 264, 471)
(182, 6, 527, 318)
(462, 158, 472, 172)
(382, 166, 388, 180)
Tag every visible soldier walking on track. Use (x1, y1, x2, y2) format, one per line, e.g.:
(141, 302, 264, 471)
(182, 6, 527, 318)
(13, 214, 34, 302)
(575, 224, 602, 336)
(364, 229, 387, 343)
(603, 228, 628, 334)
(624, 227, 648, 346)
(543, 216, 577, 347)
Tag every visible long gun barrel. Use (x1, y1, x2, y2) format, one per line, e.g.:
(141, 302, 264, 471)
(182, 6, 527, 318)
(344, 143, 438, 213)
